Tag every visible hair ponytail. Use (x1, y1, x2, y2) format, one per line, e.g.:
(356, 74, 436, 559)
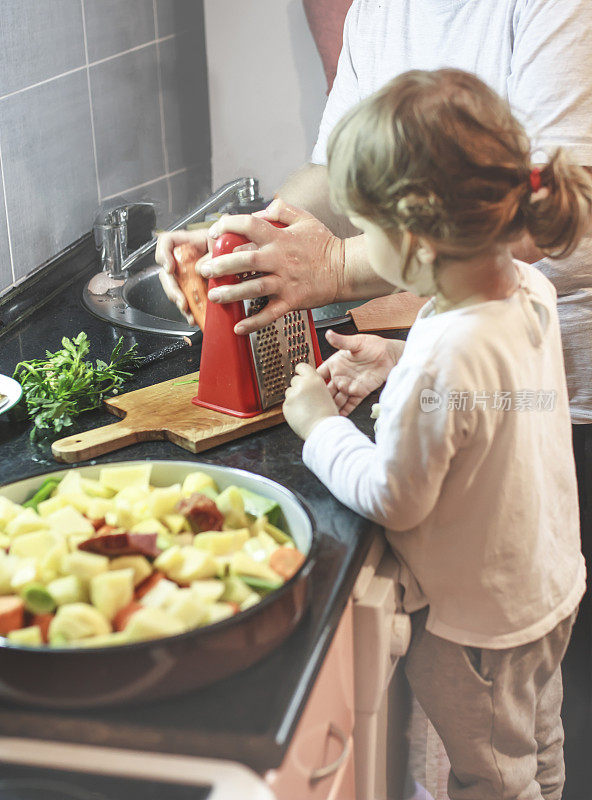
(521, 150, 592, 259)
(328, 69, 592, 263)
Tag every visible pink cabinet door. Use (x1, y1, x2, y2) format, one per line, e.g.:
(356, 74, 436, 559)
(266, 600, 355, 800)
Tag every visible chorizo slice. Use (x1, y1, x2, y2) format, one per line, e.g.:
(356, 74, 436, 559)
(78, 532, 161, 559)
(175, 493, 224, 532)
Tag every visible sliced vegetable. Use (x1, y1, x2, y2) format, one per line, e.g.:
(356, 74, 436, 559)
(22, 478, 61, 511)
(221, 576, 253, 605)
(0, 595, 25, 634)
(7, 625, 43, 646)
(262, 520, 293, 546)
(130, 518, 169, 536)
(241, 576, 283, 593)
(239, 593, 262, 611)
(80, 478, 115, 499)
(134, 570, 166, 600)
(193, 529, 249, 555)
(60, 551, 109, 582)
(144, 485, 182, 518)
(31, 613, 55, 643)
(112, 600, 143, 632)
(21, 583, 57, 615)
(0, 496, 21, 530)
(205, 602, 235, 625)
(156, 546, 217, 584)
(6, 509, 49, 538)
(230, 551, 283, 583)
(90, 569, 135, 620)
(48, 603, 111, 644)
(237, 488, 281, 527)
(139, 578, 179, 609)
(162, 513, 190, 535)
(47, 575, 87, 606)
(165, 589, 208, 627)
(181, 472, 218, 497)
(215, 487, 248, 529)
(189, 579, 225, 604)
(99, 463, 152, 493)
(124, 608, 185, 641)
(269, 547, 306, 581)
(109, 555, 152, 586)
(45, 505, 94, 538)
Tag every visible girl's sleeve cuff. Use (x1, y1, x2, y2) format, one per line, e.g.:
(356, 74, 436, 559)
(302, 414, 360, 473)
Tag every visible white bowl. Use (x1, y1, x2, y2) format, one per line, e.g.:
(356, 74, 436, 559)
(0, 374, 23, 416)
(1, 459, 313, 557)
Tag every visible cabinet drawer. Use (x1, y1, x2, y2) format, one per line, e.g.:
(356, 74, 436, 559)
(266, 600, 354, 800)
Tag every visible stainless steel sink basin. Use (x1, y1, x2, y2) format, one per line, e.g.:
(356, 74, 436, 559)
(83, 262, 195, 337)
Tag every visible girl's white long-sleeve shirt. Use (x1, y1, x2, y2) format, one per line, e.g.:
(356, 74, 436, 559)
(303, 263, 586, 648)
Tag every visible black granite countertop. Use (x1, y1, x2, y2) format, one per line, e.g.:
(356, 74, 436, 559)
(0, 254, 385, 772)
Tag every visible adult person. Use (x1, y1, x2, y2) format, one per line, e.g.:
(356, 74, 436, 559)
(157, 2, 592, 796)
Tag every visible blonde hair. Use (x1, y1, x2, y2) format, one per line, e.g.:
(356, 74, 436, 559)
(327, 69, 592, 262)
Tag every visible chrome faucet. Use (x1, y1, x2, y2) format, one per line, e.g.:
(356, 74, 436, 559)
(93, 178, 262, 280)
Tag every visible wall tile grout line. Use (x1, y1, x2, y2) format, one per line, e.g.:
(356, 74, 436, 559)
(153, 0, 173, 215)
(101, 165, 194, 203)
(80, 0, 102, 205)
(0, 34, 177, 105)
(0, 141, 16, 284)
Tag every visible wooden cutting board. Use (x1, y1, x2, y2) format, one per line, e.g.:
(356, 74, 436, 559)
(51, 371, 284, 464)
(348, 292, 429, 331)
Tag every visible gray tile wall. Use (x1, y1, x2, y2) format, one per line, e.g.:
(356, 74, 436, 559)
(0, 0, 211, 291)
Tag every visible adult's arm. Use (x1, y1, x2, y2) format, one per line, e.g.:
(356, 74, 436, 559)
(156, 1, 374, 329)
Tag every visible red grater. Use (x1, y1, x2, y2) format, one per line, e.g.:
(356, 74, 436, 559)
(193, 221, 322, 417)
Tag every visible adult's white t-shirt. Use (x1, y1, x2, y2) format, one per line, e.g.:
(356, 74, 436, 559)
(311, 0, 592, 421)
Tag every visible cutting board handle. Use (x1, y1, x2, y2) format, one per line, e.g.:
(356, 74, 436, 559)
(51, 421, 155, 464)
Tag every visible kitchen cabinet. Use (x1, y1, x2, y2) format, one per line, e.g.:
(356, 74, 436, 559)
(266, 599, 355, 799)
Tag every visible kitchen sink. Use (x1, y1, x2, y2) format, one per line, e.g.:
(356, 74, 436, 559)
(83, 177, 357, 338)
(83, 262, 355, 337)
(83, 260, 194, 337)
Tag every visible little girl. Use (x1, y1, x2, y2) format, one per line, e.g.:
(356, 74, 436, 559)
(282, 68, 592, 800)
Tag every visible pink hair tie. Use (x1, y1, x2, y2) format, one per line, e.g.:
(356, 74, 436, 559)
(529, 167, 542, 192)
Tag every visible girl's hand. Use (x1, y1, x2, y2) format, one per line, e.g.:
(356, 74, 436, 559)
(283, 363, 339, 440)
(318, 331, 404, 416)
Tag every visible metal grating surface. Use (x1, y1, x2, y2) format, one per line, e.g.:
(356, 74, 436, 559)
(243, 295, 317, 409)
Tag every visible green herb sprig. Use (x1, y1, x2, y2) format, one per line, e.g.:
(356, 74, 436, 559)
(13, 332, 143, 440)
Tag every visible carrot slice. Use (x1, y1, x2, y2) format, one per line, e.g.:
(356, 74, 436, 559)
(31, 612, 54, 644)
(173, 244, 209, 330)
(0, 596, 25, 635)
(134, 571, 166, 600)
(269, 548, 306, 581)
(113, 601, 143, 632)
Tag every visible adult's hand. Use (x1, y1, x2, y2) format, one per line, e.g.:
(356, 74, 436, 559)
(155, 228, 212, 325)
(201, 199, 345, 335)
(318, 330, 405, 415)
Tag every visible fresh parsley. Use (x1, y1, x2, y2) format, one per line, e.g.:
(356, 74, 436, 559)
(13, 332, 143, 440)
